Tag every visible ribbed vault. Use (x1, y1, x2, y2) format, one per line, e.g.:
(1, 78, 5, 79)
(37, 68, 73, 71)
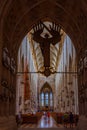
(1, 0, 87, 59)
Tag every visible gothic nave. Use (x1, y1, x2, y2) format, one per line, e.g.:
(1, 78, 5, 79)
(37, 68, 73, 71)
(0, 1, 87, 130)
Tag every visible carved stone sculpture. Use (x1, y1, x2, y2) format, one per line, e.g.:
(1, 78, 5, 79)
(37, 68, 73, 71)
(32, 21, 62, 76)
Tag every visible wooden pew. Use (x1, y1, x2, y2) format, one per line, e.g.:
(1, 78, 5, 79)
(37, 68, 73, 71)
(21, 112, 42, 124)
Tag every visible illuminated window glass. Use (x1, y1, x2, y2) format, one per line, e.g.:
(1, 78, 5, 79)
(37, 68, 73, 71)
(41, 92, 44, 99)
(40, 90, 53, 108)
(40, 93, 44, 106)
(45, 93, 48, 99)
(50, 93, 52, 99)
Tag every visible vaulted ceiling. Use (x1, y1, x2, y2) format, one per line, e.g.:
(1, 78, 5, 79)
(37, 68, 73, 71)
(1, 0, 87, 59)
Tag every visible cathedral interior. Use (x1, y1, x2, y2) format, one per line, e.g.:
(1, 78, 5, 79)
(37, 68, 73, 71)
(0, 0, 87, 130)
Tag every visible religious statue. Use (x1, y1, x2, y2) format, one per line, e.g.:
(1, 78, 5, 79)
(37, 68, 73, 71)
(32, 21, 62, 76)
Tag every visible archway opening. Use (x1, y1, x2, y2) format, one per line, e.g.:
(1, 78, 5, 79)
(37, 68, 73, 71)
(39, 82, 53, 111)
(16, 21, 78, 117)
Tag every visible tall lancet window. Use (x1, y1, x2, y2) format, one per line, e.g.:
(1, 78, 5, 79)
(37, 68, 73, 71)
(50, 92, 53, 107)
(45, 92, 49, 106)
(40, 83, 53, 111)
(41, 92, 44, 106)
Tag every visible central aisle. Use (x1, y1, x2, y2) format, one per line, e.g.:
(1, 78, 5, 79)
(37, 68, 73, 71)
(19, 115, 76, 130)
(37, 115, 58, 128)
(19, 115, 58, 129)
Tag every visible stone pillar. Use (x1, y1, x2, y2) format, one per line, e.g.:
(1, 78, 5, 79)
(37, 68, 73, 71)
(0, 28, 17, 130)
(0, 12, 3, 117)
(77, 115, 87, 130)
(0, 116, 17, 130)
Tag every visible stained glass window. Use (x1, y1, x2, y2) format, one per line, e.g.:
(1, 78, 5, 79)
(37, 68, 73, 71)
(40, 91, 53, 107)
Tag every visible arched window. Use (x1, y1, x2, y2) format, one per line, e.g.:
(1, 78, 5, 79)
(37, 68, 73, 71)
(39, 83, 53, 111)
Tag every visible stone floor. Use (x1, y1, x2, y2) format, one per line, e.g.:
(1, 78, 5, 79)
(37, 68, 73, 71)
(18, 115, 76, 130)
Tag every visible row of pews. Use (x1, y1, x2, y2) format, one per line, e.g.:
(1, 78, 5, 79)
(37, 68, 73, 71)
(16, 112, 42, 125)
(51, 112, 79, 124)
(22, 112, 42, 124)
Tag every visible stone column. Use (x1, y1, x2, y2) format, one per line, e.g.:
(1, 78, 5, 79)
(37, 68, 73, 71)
(0, 12, 3, 117)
